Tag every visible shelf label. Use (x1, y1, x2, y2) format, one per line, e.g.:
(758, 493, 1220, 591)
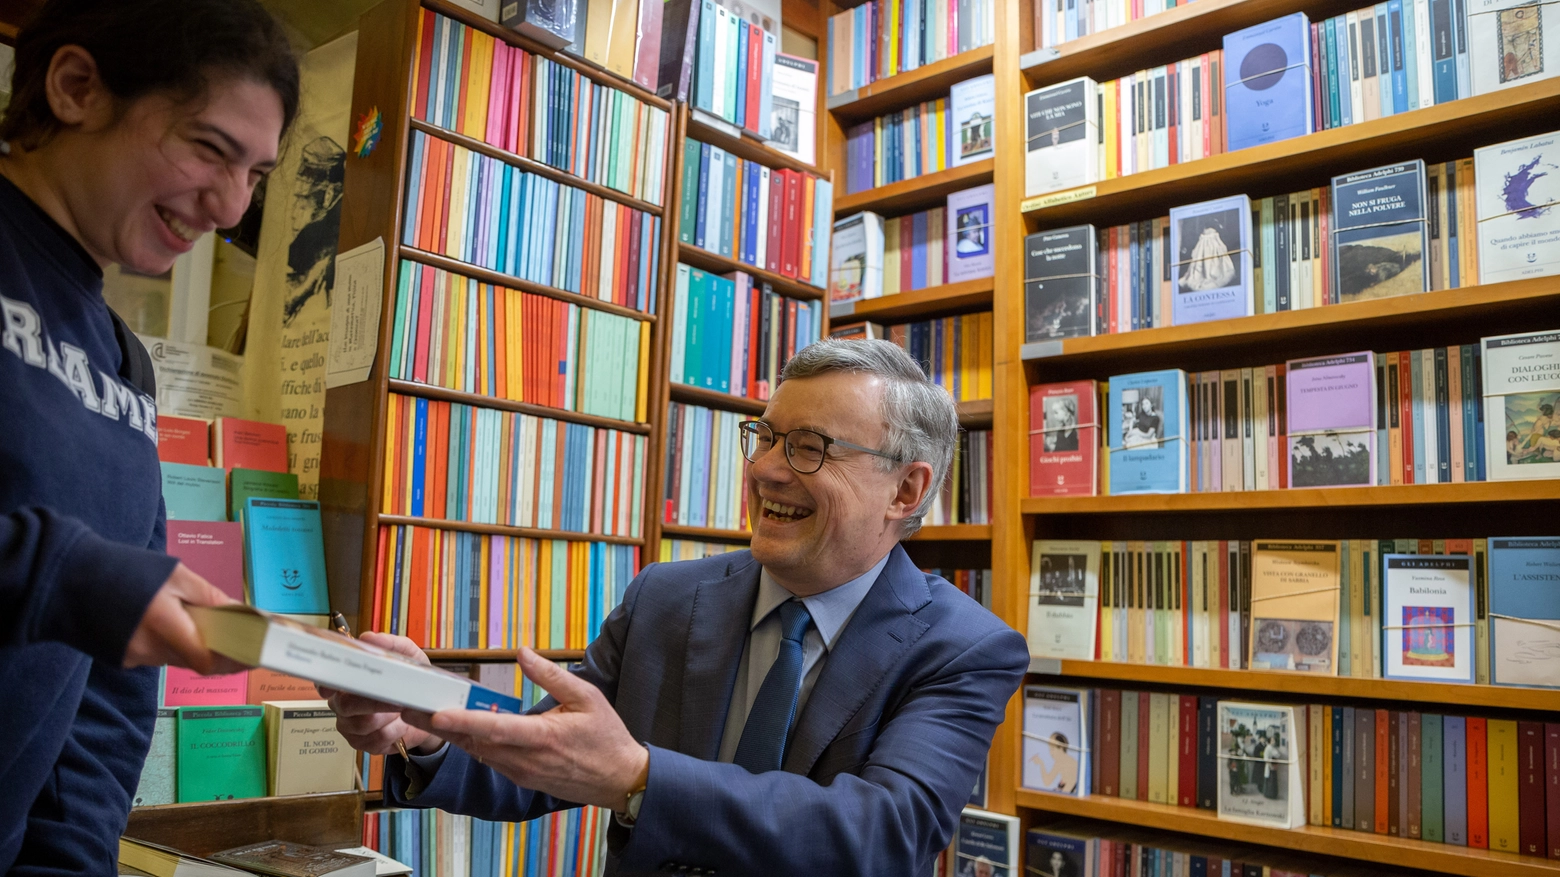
(829, 301, 857, 319)
(1029, 657, 1062, 675)
(1022, 186, 1097, 213)
(1020, 340, 1064, 360)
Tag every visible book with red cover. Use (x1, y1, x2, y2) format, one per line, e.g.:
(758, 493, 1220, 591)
(212, 417, 288, 473)
(1546, 723, 1559, 859)
(157, 415, 209, 465)
(1030, 380, 1099, 497)
(765, 174, 785, 275)
(246, 668, 320, 705)
(744, 21, 763, 134)
(168, 521, 244, 601)
(1468, 717, 1490, 848)
(1408, 711, 1423, 839)
(163, 667, 248, 707)
(781, 170, 802, 278)
(1178, 694, 1198, 807)
(1520, 721, 1547, 856)
(1099, 689, 1121, 796)
(1388, 710, 1402, 836)
(631, 0, 663, 91)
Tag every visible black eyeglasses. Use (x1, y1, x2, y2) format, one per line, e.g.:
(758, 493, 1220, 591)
(738, 420, 903, 474)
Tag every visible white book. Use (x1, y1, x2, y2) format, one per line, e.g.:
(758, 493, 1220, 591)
(759, 30, 777, 140)
(1381, 553, 1476, 683)
(1022, 685, 1090, 797)
(1468, 0, 1560, 93)
(712, 5, 730, 120)
(1415, 0, 1435, 106)
(704, 146, 726, 253)
(1473, 130, 1560, 284)
(1028, 540, 1100, 660)
(950, 74, 997, 167)
(828, 212, 884, 303)
(945, 184, 996, 282)
(755, 167, 771, 267)
(1347, 13, 1366, 115)
(1024, 77, 1099, 196)
(1481, 329, 1560, 481)
(1216, 702, 1308, 828)
(770, 54, 819, 164)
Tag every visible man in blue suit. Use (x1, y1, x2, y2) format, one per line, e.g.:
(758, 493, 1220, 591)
(328, 339, 1029, 876)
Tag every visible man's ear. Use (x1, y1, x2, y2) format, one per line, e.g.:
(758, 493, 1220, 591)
(886, 460, 934, 524)
(45, 45, 113, 131)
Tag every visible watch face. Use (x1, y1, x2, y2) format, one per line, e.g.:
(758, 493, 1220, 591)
(627, 789, 645, 821)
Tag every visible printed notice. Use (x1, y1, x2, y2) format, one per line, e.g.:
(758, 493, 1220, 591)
(136, 335, 245, 420)
(326, 237, 385, 389)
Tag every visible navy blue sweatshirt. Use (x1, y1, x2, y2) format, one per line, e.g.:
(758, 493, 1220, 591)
(0, 172, 178, 876)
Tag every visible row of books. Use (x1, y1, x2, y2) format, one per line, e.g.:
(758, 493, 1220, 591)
(411, 11, 669, 206)
(924, 429, 992, 526)
(1022, 685, 1560, 857)
(657, 539, 744, 561)
(825, 0, 995, 95)
(668, 264, 824, 399)
(156, 414, 288, 471)
(381, 394, 647, 537)
(363, 807, 609, 877)
(829, 184, 995, 302)
(389, 261, 648, 422)
(371, 524, 640, 650)
(1025, 536, 1559, 691)
(403, 129, 662, 313)
(161, 463, 298, 524)
(847, 314, 993, 402)
(928, 567, 994, 610)
(842, 74, 992, 193)
(674, 139, 834, 287)
(683, 0, 778, 136)
(662, 402, 749, 532)
(1034, 0, 1197, 48)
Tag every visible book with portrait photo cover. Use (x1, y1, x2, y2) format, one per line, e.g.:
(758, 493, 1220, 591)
(1024, 824, 1094, 877)
(1330, 161, 1429, 303)
(1473, 130, 1560, 285)
(1029, 541, 1101, 661)
(1169, 195, 1254, 326)
(1022, 685, 1091, 797)
(1284, 351, 1378, 487)
(1216, 702, 1308, 829)
(946, 184, 996, 283)
(1107, 369, 1189, 495)
(1248, 541, 1341, 674)
(1480, 329, 1560, 482)
(1029, 379, 1099, 497)
(1381, 554, 1476, 684)
(955, 809, 1020, 877)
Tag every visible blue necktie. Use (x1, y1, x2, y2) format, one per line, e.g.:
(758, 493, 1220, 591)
(733, 600, 813, 773)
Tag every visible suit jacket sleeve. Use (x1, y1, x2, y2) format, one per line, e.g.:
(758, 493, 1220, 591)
(617, 625, 1029, 876)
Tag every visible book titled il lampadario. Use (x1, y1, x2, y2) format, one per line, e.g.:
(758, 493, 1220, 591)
(190, 605, 523, 714)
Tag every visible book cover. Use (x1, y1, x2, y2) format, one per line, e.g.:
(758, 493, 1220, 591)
(1490, 718, 1522, 851)
(770, 54, 818, 165)
(1473, 130, 1560, 284)
(160, 462, 227, 522)
(132, 708, 176, 807)
(212, 417, 289, 473)
(1223, 13, 1315, 150)
(1487, 537, 1560, 687)
(1169, 194, 1255, 325)
(1029, 540, 1101, 660)
(828, 212, 884, 303)
(1024, 77, 1098, 196)
(1468, 0, 1559, 94)
(1025, 826, 1091, 877)
(956, 809, 1020, 876)
(210, 841, 374, 877)
(1108, 369, 1189, 494)
(950, 74, 996, 167)
(946, 184, 995, 283)
(1382, 553, 1476, 683)
(168, 521, 245, 601)
(1248, 541, 1341, 674)
(244, 498, 330, 615)
(163, 667, 249, 707)
(1285, 351, 1378, 487)
(1480, 329, 1560, 481)
(247, 669, 321, 704)
(264, 701, 356, 796)
(1330, 161, 1429, 302)
(1024, 226, 1097, 342)
(175, 706, 266, 802)
(1022, 685, 1089, 796)
(1029, 379, 1099, 497)
(1217, 701, 1308, 828)
(157, 415, 209, 465)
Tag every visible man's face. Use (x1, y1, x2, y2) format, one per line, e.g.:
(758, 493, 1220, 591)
(745, 371, 917, 595)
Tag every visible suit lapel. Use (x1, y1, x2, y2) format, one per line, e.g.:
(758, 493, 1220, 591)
(784, 545, 932, 775)
(678, 554, 762, 760)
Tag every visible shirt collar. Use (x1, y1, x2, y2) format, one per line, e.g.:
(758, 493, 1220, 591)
(752, 550, 893, 651)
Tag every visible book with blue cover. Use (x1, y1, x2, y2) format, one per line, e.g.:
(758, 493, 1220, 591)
(1330, 161, 1429, 302)
(1223, 13, 1315, 151)
(243, 498, 329, 615)
(1486, 537, 1560, 688)
(160, 462, 226, 522)
(1108, 369, 1189, 494)
(1169, 194, 1254, 325)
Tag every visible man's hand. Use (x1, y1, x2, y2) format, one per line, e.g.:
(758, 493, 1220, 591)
(403, 648, 650, 810)
(123, 562, 243, 674)
(321, 632, 444, 756)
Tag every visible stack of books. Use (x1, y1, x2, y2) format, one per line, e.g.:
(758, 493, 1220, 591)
(829, 185, 995, 303)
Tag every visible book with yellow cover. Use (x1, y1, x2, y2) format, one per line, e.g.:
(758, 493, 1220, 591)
(1248, 541, 1341, 674)
(264, 700, 355, 797)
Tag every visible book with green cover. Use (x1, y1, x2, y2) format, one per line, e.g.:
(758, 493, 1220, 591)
(1421, 713, 1445, 842)
(228, 468, 299, 522)
(132, 708, 177, 807)
(161, 462, 226, 522)
(175, 706, 265, 802)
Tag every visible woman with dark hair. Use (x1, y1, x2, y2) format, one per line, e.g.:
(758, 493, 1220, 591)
(0, 1, 298, 873)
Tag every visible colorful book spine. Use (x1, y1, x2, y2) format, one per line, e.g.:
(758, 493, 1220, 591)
(658, 539, 745, 561)
(677, 143, 830, 286)
(924, 430, 993, 526)
(827, 0, 995, 94)
(670, 265, 822, 401)
(363, 805, 610, 875)
(843, 97, 952, 192)
(662, 402, 750, 532)
(885, 314, 994, 401)
(877, 205, 951, 295)
(688, 7, 777, 137)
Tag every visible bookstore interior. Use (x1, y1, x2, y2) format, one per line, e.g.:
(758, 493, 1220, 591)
(3, 0, 1557, 870)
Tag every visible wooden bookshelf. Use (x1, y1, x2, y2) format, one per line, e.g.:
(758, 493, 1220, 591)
(829, 277, 996, 323)
(835, 159, 995, 218)
(428, 648, 586, 662)
(125, 791, 363, 857)
(1015, 790, 1560, 877)
(958, 398, 994, 429)
(388, 380, 653, 434)
(1019, 78, 1560, 230)
(668, 382, 768, 416)
(684, 107, 820, 176)
(826, 45, 996, 122)
(675, 243, 828, 301)
(910, 524, 993, 541)
(1019, 480, 1560, 515)
(660, 523, 752, 542)
(400, 247, 657, 323)
(376, 514, 647, 545)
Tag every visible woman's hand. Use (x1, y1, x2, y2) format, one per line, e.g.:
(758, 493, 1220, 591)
(122, 562, 243, 674)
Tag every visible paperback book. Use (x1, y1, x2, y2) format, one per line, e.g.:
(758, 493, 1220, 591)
(768, 54, 818, 164)
(1473, 130, 1560, 284)
(1381, 554, 1476, 683)
(1029, 540, 1101, 660)
(265, 701, 356, 796)
(156, 414, 209, 465)
(950, 74, 997, 167)
(1029, 379, 1099, 497)
(1480, 329, 1560, 481)
(1248, 541, 1341, 674)
(1169, 195, 1254, 325)
(1024, 825, 1093, 877)
(1216, 701, 1307, 828)
(1284, 352, 1378, 487)
(945, 184, 996, 283)
(1023, 226, 1098, 342)
(168, 521, 244, 601)
(176, 705, 266, 802)
(243, 498, 330, 615)
(1486, 537, 1560, 688)
(1330, 161, 1430, 302)
(1467, 0, 1560, 94)
(828, 212, 885, 303)
(131, 708, 176, 807)
(1108, 369, 1190, 494)
(1223, 13, 1315, 150)
(160, 463, 226, 522)
(955, 809, 1020, 877)
(1022, 686, 1090, 797)
(1024, 77, 1099, 196)
(229, 468, 301, 521)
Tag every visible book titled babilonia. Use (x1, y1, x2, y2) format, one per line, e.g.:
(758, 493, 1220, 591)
(1330, 161, 1429, 303)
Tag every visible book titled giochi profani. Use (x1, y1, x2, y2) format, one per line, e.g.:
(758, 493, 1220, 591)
(1473, 130, 1560, 284)
(1330, 161, 1429, 302)
(1169, 194, 1254, 325)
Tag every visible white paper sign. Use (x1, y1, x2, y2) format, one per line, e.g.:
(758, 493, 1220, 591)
(326, 237, 385, 390)
(136, 335, 245, 420)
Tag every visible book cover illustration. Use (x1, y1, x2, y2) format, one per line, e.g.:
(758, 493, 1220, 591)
(1024, 77, 1098, 196)
(1382, 554, 1476, 683)
(828, 212, 884, 303)
(1170, 194, 1254, 325)
(950, 74, 997, 167)
(1023, 226, 1097, 342)
(955, 809, 1019, 877)
(1480, 329, 1560, 481)
(1468, 0, 1560, 94)
(769, 54, 818, 164)
(1285, 352, 1378, 487)
(1473, 131, 1560, 284)
(1029, 379, 1098, 497)
(1022, 686, 1089, 797)
(1487, 537, 1560, 688)
(1249, 541, 1341, 674)
(1108, 369, 1189, 494)
(1217, 702, 1305, 827)
(1330, 161, 1430, 302)
(1223, 13, 1315, 150)
(947, 184, 996, 283)
(1025, 827, 1090, 877)
(1029, 540, 1101, 660)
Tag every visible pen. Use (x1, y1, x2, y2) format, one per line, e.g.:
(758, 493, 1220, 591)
(330, 611, 413, 762)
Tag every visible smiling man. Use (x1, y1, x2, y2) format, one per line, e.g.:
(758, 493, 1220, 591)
(329, 339, 1029, 877)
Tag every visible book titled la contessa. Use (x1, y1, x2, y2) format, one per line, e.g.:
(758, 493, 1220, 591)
(1169, 194, 1254, 325)
(1330, 161, 1429, 302)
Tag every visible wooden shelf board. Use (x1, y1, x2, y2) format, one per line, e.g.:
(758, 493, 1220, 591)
(1020, 78, 1560, 230)
(1022, 277, 1560, 370)
(376, 514, 646, 545)
(669, 382, 768, 415)
(409, 119, 664, 216)
(428, 648, 585, 661)
(126, 791, 363, 856)
(685, 108, 820, 176)
(1020, 480, 1560, 514)
(660, 523, 753, 542)
(958, 398, 994, 430)
(1015, 790, 1560, 877)
(388, 380, 652, 434)
(910, 524, 992, 541)
(831, 277, 995, 323)
(1027, 658, 1560, 712)
(676, 244, 827, 301)
(827, 46, 995, 122)
(400, 247, 656, 323)
(836, 159, 994, 218)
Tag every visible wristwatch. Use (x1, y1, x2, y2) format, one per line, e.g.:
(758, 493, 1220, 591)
(618, 784, 646, 827)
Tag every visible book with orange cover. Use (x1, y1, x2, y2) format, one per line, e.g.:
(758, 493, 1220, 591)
(212, 417, 287, 473)
(157, 415, 209, 465)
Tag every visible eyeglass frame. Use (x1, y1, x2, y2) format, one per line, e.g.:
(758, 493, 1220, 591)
(737, 419, 904, 474)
